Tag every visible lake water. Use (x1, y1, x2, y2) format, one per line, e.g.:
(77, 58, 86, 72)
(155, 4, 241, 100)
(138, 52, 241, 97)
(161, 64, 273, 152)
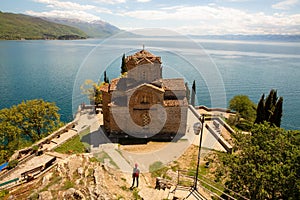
(0, 37, 299, 130)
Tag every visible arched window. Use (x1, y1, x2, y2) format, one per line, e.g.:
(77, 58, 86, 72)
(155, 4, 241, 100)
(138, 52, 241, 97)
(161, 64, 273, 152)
(140, 95, 149, 104)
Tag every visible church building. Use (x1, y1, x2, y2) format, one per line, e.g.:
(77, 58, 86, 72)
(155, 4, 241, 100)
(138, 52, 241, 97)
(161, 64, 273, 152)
(100, 49, 188, 140)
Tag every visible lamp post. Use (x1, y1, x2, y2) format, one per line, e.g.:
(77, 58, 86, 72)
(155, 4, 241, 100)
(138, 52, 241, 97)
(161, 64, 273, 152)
(185, 115, 205, 199)
(194, 115, 205, 190)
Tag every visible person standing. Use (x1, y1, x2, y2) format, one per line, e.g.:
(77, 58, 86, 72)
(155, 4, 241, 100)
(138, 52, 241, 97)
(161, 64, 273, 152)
(131, 163, 140, 188)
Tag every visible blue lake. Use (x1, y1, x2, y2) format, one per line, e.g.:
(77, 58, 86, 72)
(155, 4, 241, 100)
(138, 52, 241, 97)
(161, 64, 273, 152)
(0, 37, 299, 130)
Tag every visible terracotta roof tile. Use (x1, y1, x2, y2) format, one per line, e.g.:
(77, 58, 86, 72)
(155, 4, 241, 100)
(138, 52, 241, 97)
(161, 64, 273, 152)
(162, 78, 186, 91)
(99, 84, 109, 93)
(109, 78, 120, 91)
(126, 49, 161, 65)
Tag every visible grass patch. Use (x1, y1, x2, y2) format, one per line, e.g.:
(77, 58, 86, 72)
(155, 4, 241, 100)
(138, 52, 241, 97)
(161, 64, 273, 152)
(79, 127, 91, 152)
(29, 192, 39, 200)
(0, 190, 9, 198)
(170, 161, 179, 172)
(79, 127, 90, 138)
(121, 185, 129, 191)
(54, 135, 86, 154)
(198, 177, 225, 197)
(61, 180, 75, 190)
(87, 168, 94, 177)
(40, 174, 62, 192)
(183, 166, 224, 196)
(89, 157, 100, 163)
(132, 188, 142, 200)
(117, 195, 125, 200)
(178, 179, 194, 187)
(149, 161, 169, 178)
(94, 151, 119, 169)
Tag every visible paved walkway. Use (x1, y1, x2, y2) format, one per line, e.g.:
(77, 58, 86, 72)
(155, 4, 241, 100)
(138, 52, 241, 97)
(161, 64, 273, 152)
(1, 154, 54, 182)
(115, 109, 227, 173)
(77, 107, 229, 174)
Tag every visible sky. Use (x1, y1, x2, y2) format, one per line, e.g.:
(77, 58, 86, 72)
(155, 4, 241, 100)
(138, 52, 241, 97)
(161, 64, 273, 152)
(1, 0, 300, 35)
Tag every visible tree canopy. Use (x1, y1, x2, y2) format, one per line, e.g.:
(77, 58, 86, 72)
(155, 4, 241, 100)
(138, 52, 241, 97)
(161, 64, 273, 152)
(80, 79, 105, 106)
(217, 123, 300, 199)
(0, 99, 61, 163)
(121, 53, 127, 74)
(191, 80, 196, 106)
(229, 95, 256, 121)
(104, 71, 109, 84)
(255, 89, 283, 127)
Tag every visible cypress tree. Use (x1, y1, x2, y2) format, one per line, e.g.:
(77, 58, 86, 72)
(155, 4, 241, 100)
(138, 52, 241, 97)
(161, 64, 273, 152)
(104, 71, 109, 83)
(121, 53, 127, 74)
(265, 89, 277, 121)
(191, 80, 196, 107)
(255, 89, 283, 127)
(270, 96, 283, 127)
(255, 94, 265, 124)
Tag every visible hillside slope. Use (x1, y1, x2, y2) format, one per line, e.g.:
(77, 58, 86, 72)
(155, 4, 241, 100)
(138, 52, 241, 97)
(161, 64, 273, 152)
(45, 18, 120, 38)
(0, 12, 87, 40)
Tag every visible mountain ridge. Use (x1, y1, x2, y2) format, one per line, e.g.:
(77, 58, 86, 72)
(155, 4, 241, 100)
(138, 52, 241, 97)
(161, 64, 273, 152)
(44, 17, 120, 38)
(0, 11, 87, 40)
(188, 34, 300, 42)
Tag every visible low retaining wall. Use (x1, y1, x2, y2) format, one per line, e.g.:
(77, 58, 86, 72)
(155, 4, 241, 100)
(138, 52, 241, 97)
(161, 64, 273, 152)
(0, 177, 19, 189)
(205, 123, 232, 153)
(196, 106, 235, 115)
(189, 105, 203, 120)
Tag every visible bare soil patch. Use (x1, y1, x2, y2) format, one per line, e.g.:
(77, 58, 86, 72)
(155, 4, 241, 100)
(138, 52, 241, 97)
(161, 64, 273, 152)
(119, 141, 169, 153)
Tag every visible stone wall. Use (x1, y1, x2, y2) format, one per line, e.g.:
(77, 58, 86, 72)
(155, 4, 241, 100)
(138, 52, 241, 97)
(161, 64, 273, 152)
(127, 63, 162, 83)
(102, 91, 111, 132)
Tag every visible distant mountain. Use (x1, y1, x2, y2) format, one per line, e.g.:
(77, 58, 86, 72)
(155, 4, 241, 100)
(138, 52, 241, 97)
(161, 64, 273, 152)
(0, 11, 87, 40)
(189, 34, 300, 42)
(45, 18, 120, 38)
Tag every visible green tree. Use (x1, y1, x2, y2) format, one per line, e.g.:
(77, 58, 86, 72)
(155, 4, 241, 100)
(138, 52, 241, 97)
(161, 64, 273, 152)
(229, 95, 256, 121)
(80, 79, 104, 106)
(217, 123, 300, 199)
(270, 96, 283, 127)
(255, 89, 283, 127)
(0, 100, 61, 163)
(16, 100, 61, 141)
(121, 53, 127, 74)
(265, 89, 277, 120)
(254, 94, 265, 124)
(104, 71, 109, 84)
(0, 108, 22, 162)
(191, 80, 196, 106)
(93, 83, 104, 106)
(81, 79, 96, 105)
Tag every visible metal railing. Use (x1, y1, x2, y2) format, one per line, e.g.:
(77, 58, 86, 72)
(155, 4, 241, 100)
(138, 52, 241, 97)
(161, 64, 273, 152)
(176, 170, 249, 200)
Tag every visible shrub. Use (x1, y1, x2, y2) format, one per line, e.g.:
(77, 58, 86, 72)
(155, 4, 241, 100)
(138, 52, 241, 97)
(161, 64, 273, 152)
(7, 159, 18, 169)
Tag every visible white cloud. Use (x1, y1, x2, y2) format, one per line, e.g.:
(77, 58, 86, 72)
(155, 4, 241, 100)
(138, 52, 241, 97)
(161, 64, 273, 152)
(120, 5, 300, 35)
(92, 0, 126, 4)
(136, 0, 151, 2)
(26, 10, 101, 22)
(33, 0, 95, 10)
(95, 7, 113, 14)
(272, 0, 298, 10)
